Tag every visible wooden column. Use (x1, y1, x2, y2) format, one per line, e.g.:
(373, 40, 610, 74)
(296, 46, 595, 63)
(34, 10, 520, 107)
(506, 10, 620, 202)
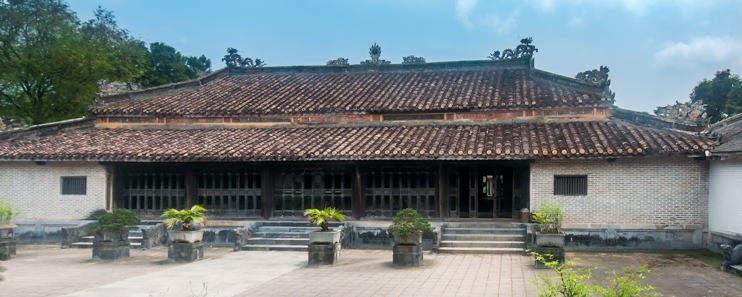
(110, 165, 123, 210)
(438, 163, 449, 221)
(185, 166, 198, 208)
(261, 165, 273, 220)
(351, 163, 363, 220)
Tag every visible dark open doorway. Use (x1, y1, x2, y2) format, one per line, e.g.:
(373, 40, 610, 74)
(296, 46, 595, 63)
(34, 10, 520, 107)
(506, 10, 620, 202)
(451, 163, 528, 220)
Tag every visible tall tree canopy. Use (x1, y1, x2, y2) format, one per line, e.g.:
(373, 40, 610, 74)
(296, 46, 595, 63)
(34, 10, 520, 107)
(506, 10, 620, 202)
(0, 0, 147, 124)
(138, 42, 211, 88)
(690, 69, 742, 123)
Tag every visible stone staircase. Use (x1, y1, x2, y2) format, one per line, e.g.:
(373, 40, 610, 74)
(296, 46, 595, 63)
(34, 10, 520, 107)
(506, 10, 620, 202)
(241, 221, 341, 252)
(438, 223, 527, 254)
(70, 225, 146, 249)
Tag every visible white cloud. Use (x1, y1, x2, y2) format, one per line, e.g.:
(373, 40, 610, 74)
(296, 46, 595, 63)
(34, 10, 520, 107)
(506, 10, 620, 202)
(654, 36, 742, 69)
(455, 0, 478, 28)
(568, 17, 583, 27)
(481, 9, 520, 34)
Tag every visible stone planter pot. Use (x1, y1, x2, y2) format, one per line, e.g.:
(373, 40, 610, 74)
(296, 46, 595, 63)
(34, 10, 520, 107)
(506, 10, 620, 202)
(0, 224, 16, 239)
(98, 229, 129, 242)
(168, 230, 204, 243)
(393, 231, 423, 245)
(536, 232, 566, 248)
(309, 230, 341, 244)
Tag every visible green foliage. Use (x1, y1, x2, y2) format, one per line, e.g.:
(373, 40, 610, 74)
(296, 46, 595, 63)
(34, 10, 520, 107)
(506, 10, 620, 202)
(690, 69, 742, 123)
(93, 209, 140, 232)
(0, 1, 147, 124)
(304, 207, 345, 231)
(0, 250, 9, 261)
(0, 199, 21, 225)
(532, 201, 564, 234)
(138, 42, 211, 87)
(388, 208, 433, 239)
(161, 205, 207, 230)
(531, 251, 659, 297)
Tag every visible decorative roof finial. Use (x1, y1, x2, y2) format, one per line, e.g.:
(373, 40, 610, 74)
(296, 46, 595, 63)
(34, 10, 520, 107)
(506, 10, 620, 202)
(326, 57, 349, 66)
(222, 47, 265, 67)
(575, 66, 611, 86)
(361, 43, 391, 66)
(402, 55, 426, 64)
(488, 37, 538, 60)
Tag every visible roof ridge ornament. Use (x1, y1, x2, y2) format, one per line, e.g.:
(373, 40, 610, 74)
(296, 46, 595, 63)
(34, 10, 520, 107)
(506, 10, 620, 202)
(402, 55, 426, 64)
(326, 57, 349, 66)
(488, 38, 538, 60)
(575, 66, 611, 86)
(361, 43, 391, 66)
(222, 47, 265, 67)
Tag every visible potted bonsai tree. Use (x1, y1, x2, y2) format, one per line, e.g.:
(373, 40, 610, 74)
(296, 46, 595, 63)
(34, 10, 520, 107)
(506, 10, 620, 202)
(90, 209, 141, 242)
(0, 200, 20, 239)
(388, 208, 433, 245)
(162, 205, 208, 243)
(533, 201, 566, 247)
(304, 207, 345, 244)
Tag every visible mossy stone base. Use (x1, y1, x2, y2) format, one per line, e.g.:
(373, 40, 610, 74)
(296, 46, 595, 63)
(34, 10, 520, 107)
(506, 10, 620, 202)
(168, 242, 204, 263)
(308, 242, 340, 265)
(393, 244, 423, 267)
(533, 246, 565, 269)
(92, 241, 130, 261)
(0, 238, 16, 258)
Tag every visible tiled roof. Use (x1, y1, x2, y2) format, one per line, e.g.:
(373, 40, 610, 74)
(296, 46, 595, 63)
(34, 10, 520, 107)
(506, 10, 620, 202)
(0, 120, 712, 162)
(90, 67, 612, 117)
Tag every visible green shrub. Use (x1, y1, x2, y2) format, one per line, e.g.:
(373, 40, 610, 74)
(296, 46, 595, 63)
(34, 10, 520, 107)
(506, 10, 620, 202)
(304, 207, 345, 231)
(530, 251, 659, 297)
(388, 208, 433, 239)
(89, 209, 141, 232)
(161, 205, 207, 230)
(532, 201, 565, 234)
(0, 200, 20, 226)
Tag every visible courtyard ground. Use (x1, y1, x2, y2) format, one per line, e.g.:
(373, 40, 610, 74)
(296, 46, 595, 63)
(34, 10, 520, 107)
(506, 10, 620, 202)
(0, 245, 741, 297)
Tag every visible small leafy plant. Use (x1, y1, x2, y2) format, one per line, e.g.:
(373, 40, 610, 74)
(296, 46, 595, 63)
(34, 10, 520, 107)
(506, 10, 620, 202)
(90, 209, 141, 232)
(161, 205, 207, 230)
(0, 200, 21, 226)
(388, 208, 433, 239)
(532, 201, 565, 234)
(304, 207, 345, 231)
(530, 251, 659, 297)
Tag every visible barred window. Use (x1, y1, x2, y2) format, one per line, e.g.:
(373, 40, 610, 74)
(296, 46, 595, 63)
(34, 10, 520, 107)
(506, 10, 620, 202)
(553, 175, 587, 196)
(61, 177, 87, 195)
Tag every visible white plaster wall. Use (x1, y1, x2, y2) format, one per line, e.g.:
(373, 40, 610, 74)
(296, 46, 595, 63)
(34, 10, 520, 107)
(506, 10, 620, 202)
(0, 161, 106, 220)
(709, 160, 742, 236)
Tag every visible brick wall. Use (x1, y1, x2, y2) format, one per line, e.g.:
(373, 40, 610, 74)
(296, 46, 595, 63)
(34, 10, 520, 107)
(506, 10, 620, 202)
(531, 156, 708, 226)
(0, 161, 106, 220)
(709, 160, 742, 236)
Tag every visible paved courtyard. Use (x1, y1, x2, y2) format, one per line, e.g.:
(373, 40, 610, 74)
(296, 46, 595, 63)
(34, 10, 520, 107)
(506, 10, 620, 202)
(1, 245, 741, 297)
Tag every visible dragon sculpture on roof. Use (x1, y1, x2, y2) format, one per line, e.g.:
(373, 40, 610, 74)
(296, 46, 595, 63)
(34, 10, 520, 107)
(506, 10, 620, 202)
(488, 38, 538, 60)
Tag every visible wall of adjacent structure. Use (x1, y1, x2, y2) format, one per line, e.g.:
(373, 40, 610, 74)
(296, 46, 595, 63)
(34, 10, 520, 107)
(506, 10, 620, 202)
(0, 161, 106, 221)
(707, 160, 742, 252)
(530, 156, 709, 249)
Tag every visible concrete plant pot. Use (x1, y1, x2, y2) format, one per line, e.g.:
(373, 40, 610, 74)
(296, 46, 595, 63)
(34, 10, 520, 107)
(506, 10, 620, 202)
(168, 230, 204, 243)
(536, 232, 566, 248)
(309, 230, 341, 244)
(393, 231, 423, 245)
(0, 224, 16, 239)
(98, 229, 129, 242)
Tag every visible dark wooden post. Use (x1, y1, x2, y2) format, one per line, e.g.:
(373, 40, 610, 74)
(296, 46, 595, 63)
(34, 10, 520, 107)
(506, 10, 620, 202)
(261, 165, 273, 220)
(110, 165, 123, 210)
(185, 166, 197, 208)
(438, 163, 448, 221)
(352, 163, 363, 220)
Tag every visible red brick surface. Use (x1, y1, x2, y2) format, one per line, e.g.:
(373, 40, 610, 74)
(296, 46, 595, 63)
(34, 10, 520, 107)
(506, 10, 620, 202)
(0, 120, 712, 162)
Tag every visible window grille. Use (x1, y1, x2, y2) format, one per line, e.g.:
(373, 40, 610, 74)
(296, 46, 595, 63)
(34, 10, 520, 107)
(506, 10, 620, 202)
(273, 168, 352, 218)
(553, 175, 587, 196)
(61, 177, 87, 195)
(197, 169, 262, 218)
(121, 171, 186, 217)
(364, 167, 437, 218)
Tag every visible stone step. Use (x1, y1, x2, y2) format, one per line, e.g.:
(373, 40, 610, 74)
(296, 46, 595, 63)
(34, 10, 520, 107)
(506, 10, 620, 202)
(257, 226, 322, 233)
(252, 232, 311, 238)
(246, 237, 310, 245)
(438, 247, 525, 254)
(441, 234, 525, 241)
(70, 241, 143, 249)
(241, 244, 308, 252)
(129, 236, 144, 241)
(440, 240, 525, 248)
(443, 227, 526, 235)
(445, 223, 528, 228)
(260, 221, 342, 227)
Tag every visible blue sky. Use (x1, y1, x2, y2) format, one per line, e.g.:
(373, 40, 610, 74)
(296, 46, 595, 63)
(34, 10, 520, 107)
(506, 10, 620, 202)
(68, 0, 742, 113)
